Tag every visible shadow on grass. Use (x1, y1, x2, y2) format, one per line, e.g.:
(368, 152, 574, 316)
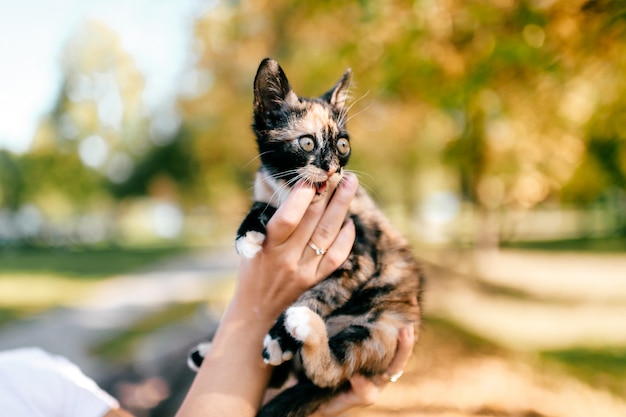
(422, 315, 503, 355)
(91, 301, 204, 363)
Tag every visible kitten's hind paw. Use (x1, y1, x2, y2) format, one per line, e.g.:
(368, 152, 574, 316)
(187, 342, 212, 372)
(263, 334, 294, 366)
(285, 306, 314, 342)
(235, 231, 265, 258)
(285, 306, 326, 345)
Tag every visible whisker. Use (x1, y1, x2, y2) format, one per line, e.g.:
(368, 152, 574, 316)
(344, 169, 378, 198)
(262, 173, 304, 212)
(241, 151, 274, 169)
(344, 169, 377, 185)
(339, 90, 370, 126)
(246, 171, 292, 195)
(346, 102, 373, 123)
(345, 90, 369, 115)
(257, 168, 303, 185)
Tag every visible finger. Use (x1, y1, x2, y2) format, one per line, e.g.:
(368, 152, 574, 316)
(265, 181, 316, 245)
(316, 218, 355, 280)
(298, 173, 359, 260)
(286, 184, 337, 250)
(343, 375, 379, 407)
(312, 375, 379, 417)
(381, 325, 415, 383)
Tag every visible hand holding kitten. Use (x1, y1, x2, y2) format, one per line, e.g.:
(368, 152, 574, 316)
(235, 174, 358, 323)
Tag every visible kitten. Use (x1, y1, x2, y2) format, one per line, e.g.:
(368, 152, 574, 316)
(189, 58, 424, 417)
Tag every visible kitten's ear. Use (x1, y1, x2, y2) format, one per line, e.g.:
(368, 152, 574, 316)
(254, 58, 299, 115)
(322, 68, 352, 111)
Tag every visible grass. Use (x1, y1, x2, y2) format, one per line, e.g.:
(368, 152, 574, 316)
(501, 235, 626, 253)
(0, 244, 189, 328)
(0, 306, 45, 325)
(0, 245, 187, 279)
(541, 347, 626, 398)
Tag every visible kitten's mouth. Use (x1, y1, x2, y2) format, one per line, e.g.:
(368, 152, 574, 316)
(314, 181, 328, 195)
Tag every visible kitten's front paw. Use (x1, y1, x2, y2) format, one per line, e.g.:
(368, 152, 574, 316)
(263, 334, 294, 366)
(235, 231, 265, 258)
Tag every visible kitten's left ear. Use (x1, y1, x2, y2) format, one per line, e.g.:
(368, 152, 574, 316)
(322, 68, 352, 111)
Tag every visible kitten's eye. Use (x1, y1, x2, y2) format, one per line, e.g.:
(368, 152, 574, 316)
(337, 138, 350, 155)
(299, 136, 315, 152)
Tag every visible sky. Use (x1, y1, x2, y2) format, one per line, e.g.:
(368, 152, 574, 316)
(0, 0, 212, 154)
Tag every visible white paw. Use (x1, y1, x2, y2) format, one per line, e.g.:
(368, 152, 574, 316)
(263, 334, 293, 365)
(235, 231, 265, 258)
(285, 306, 313, 342)
(187, 342, 212, 372)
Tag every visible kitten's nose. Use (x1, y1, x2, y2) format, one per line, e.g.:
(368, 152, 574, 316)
(327, 167, 337, 178)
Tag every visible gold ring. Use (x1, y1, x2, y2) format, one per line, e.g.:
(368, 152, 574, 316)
(382, 370, 403, 383)
(308, 241, 326, 256)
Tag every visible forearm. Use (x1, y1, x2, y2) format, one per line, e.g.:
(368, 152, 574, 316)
(176, 177, 358, 417)
(176, 295, 274, 417)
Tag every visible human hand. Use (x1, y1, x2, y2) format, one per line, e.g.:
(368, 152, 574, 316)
(311, 325, 415, 417)
(234, 173, 359, 323)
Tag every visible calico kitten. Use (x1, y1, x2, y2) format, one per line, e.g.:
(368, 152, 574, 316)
(189, 58, 424, 417)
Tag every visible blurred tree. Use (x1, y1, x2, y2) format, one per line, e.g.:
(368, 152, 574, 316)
(21, 20, 203, 219)
(106, 126, 199, 201)
(559, 0, 626, 234)
(0, 150, 23, 210)
(12, 0, 626, 245)
(181, 0, 590, 243)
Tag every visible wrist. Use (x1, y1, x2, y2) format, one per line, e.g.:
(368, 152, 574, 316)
(221, 292, 278, 336)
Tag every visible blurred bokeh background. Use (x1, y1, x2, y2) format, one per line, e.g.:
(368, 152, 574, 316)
(1, 1, 625, 416)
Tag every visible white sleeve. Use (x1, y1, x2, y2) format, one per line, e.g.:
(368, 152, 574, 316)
(0, 348, 119, 417)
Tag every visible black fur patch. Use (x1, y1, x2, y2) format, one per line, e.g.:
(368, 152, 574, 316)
(257, 380, 346, 417)
(350, 214, 382, 265)
(189, 349, 204, 369)
(329, 284, 394, 318)
(236, 202, 276, 239)
(329, 325, 371, 362)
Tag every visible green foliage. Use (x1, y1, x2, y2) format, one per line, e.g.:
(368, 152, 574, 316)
(0, 150, 23, 210)
(106, 128, 200, 200)
(17, 151, 103, 209)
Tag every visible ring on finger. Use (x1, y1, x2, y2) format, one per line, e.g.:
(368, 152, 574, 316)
(308, 240, 327, 256)
(381, 370, 403, 383)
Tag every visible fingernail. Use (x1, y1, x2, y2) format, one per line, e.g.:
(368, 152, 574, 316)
(401, 324, 415, 340)
(341, 173, 358, 190)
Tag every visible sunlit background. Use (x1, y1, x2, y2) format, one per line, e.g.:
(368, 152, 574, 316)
(1, 1, 625, 416)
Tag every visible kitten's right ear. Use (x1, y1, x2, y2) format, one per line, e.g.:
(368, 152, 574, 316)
(322, 68, 352, 111)
(254, 58, 299, 115)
